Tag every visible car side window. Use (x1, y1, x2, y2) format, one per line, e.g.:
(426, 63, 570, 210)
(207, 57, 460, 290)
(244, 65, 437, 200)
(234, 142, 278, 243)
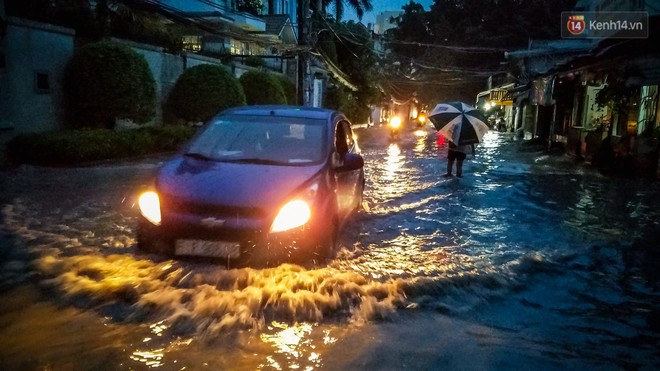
(343, 121, 355, 151)
(335, 121, 350, 155)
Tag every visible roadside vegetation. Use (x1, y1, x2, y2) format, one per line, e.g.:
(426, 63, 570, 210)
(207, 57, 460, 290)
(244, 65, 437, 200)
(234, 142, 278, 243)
(165, 64, 247, 125)
(6, 125, 196, 166)
(64, 40, 157, 129)
(3, 0, 383, 165)
(240, 70, 288, 105)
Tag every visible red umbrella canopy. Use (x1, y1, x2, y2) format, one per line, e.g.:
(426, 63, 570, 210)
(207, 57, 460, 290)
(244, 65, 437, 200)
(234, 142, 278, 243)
(429, 102, 489, 145)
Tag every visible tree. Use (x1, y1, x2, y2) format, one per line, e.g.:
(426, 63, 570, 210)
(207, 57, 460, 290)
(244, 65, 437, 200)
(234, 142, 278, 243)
(322, 0, 373, 21)
(275, 74, 297, 105)
(237, 0, 264, 15)
(389, 1, 432, 60)
(384, 0, 577, 105)
(64, 40, 156, 129)
(166, 64, 246, 124)
(5, 0, 184, 51)
(239, 70, 288, 105)
(316, 19, 382, 123)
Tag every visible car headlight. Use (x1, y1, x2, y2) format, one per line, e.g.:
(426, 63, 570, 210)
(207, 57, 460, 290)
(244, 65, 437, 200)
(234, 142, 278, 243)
(138, 191, 161, 225)
(270, 200, 311, 232)
(270, 182, 319, 232)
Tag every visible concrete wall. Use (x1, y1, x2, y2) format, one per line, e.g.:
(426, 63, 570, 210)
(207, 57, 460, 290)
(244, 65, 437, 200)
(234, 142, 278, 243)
(1, 16, 300, 140)
(1, 17, 75, 140)
(0, 18, 235, 139)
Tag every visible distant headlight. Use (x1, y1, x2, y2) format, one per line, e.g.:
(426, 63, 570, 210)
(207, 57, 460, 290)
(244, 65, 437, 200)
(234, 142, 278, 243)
(270, 200, 311, 232)
(138, 191, 161, 225)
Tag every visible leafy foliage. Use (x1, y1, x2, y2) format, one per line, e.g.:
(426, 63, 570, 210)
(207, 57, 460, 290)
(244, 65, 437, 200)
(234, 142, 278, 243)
(322, 0, 373, 21)
(5, 0, 184, 52)
(275, 74, 297, 105)
(237, 0, 264, 15)
(324, 85, 349, 112)
(63, 40, 157, 129)
(166, 64, 246, 123)
(239, 70, 288, 105)
(244, 56, 266, 68)
(385, 0, 577, 106)
(6, 126, 196, 166)
(315, 18, 383, 123)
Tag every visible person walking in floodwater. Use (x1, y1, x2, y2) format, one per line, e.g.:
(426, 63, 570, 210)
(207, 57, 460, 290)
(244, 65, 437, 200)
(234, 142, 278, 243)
(445, 141, 475, 177)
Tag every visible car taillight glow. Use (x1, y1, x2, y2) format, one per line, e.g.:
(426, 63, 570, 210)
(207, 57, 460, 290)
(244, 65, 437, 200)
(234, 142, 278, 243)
(138, 191, 161, 225)
(270, 200, 311, 232)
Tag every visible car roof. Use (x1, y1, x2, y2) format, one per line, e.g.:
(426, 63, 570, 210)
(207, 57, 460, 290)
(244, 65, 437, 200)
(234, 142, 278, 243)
(220, 105, 343, 121)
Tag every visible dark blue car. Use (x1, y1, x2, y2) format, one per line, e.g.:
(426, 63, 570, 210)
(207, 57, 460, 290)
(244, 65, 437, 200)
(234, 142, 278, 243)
(137, 105, 365, 264)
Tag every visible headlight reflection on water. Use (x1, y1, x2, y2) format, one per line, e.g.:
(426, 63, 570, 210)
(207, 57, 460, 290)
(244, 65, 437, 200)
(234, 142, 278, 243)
(385, 143, 404, 183)
(130, 348, 165, 368)
(260, 321, 320, 370)
(341, 232, 474, 281)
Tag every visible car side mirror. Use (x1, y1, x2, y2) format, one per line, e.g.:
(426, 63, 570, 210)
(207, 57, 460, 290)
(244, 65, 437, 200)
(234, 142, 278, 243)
(335, 152, 364, 171)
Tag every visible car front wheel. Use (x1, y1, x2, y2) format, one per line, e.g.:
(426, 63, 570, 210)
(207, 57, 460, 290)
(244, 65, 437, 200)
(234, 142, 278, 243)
(315, 219, 338, 262)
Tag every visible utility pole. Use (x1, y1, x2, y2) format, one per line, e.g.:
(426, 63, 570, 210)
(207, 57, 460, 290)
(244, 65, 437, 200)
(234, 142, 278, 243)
(296, 0, 310, 106)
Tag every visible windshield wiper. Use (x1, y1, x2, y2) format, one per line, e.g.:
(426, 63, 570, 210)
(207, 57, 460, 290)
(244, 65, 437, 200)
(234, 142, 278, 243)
(184, 152, 214, 161)
(228, 158, 286, 165)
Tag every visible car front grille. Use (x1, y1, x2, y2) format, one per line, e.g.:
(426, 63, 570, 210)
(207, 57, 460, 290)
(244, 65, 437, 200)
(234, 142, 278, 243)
(161, 195, 265, 219)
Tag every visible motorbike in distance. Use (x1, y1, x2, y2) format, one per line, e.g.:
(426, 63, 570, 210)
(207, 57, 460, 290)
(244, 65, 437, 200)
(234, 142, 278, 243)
(416, 112, 427, 128)
(389, 115, 402, 140)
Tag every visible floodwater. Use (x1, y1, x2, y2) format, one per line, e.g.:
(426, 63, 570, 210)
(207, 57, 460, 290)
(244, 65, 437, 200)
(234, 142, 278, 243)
(1, 126, 659, 370)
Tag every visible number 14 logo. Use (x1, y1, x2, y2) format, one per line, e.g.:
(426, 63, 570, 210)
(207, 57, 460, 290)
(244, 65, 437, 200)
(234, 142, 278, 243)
(567, 15, 586, 35)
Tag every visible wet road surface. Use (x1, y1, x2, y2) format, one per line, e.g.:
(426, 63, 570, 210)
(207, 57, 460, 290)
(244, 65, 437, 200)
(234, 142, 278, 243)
(1, 125, 659, 370)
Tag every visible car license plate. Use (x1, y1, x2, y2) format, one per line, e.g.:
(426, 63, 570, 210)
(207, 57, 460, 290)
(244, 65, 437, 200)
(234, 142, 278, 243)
(175, 239, 240, 258)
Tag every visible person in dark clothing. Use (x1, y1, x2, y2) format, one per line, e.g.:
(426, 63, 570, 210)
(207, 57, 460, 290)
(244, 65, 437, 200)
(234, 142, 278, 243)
(445, 141, 475, 177)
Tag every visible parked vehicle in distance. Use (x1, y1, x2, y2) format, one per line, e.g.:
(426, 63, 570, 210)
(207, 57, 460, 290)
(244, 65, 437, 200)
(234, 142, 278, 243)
(137, 105, 365, 265)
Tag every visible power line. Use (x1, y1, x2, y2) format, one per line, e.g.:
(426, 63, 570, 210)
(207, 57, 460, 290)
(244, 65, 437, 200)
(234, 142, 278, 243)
(382, 39, 508, 53)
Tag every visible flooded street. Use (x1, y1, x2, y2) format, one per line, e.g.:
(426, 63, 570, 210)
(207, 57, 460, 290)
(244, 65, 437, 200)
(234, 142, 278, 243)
(1, 126, 659, 370)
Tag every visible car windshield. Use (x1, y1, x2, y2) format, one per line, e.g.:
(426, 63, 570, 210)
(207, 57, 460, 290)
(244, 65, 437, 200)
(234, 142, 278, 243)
(186, 115, 327, 164)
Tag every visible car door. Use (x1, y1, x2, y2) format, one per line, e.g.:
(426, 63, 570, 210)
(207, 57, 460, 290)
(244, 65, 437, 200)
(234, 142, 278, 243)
(333, 119, 363, 222)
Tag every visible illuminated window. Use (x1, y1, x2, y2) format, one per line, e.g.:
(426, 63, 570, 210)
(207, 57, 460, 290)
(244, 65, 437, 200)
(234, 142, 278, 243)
(182, 35, 202, 52)
(230, 39, 244, 54)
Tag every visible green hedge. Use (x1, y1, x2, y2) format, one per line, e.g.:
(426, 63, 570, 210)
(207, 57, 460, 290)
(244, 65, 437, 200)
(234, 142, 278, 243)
(63, 40, 157, 129)
(165, 64, 246, 124)
(6, 126, 196, 166)
(239, 70, 287, 105)
(275, 74, 297, 105)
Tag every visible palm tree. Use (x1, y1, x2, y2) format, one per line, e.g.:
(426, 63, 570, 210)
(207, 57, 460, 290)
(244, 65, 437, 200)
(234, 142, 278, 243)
(321, 0, 373, 21)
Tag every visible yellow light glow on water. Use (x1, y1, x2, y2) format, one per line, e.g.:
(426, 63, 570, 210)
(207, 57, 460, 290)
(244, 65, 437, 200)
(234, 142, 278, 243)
(271, 200, 311, 232)
(260, 322, 318, 370)
(385, 143, 403, 182)
(150, 320, 168, 336)
(130, 348, 165, 368)
(323, 329, 337, 345)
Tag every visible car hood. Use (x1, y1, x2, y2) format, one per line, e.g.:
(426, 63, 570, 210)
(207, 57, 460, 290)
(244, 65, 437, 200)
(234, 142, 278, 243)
(156, 157, 326, 210)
